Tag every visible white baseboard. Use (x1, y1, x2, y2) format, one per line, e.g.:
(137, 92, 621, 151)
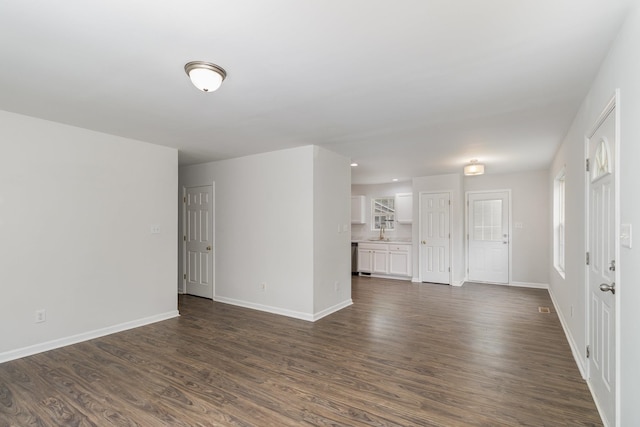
(312, 299, 354, 321)
(510, 281, 549, 289)
(586, 376, 611, 427)
(411, 277, 461, 286)
(360, 273, 411, 281)
(215, 296, 352, 322)
(460, 280, 549, 289)
(548, 288, 587, 379)
(0, 310, 180, 364)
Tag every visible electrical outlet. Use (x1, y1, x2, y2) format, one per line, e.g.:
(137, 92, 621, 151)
(570, 305, 574, 317)
(150, 225, 161, 234)
(334, 281, 340, 292)
(35, 309, 46, 323)
(260, 283, 266, 291)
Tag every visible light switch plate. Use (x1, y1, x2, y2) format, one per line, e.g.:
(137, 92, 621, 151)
(515, 222, 523, 229)
(621, 223, 632, 248)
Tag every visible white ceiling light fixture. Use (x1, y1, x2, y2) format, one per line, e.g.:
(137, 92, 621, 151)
(464, 159, 485, 176)
(350, 162, 358, 167)
(184, 61, 227, 92)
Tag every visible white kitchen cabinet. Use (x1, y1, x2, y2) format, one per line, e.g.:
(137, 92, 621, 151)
(358, 248, 373, 273)
(389, 244, 412, 277)
(357, 242, 411, 278)
(372, 250, 389, 274)
(395, 193, 413, 224)
(351, 195, 366, 224)
(358, 243, 388, 274)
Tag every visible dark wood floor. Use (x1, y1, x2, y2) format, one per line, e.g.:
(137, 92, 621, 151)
(1, 277, 602, 426)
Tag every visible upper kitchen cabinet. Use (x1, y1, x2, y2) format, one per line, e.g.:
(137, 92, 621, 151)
(351, 195, 366, 224)
(395, 193, 413, 224)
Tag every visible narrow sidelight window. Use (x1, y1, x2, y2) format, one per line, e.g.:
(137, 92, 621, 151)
(554, 169, 566, 277)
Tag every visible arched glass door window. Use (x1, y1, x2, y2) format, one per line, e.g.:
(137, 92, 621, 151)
(592, 138, 611, 181)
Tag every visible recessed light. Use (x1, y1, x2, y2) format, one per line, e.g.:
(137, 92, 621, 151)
(350, 162, 358, 167)
(392, 178, 399, 182)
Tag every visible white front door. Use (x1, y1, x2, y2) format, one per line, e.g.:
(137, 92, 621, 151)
(467, 191, 509, 284)
(185, 185, 214, 299)
(419, 192, 450, 284)
(587, 100, 617, 427)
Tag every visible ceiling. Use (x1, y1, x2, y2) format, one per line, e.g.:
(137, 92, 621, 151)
(0, 1, 634, 184)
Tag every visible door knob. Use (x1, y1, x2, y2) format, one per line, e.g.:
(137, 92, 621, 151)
(421, 240, 426, 244)
(206, 246, 212, 251)
(599, 282, 615, 294)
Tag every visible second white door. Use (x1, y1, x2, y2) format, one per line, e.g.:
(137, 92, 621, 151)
(419, 192, 451, 284)
(185, 185, 214, 299)
(467, 191, 509, 284)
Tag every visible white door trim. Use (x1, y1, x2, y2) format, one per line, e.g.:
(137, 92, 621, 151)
(418, 190, 452, 285)
(465, 189, 512, 285)
(584, 91, 620, 427)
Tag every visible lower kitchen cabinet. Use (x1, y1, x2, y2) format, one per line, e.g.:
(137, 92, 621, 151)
(389, 244, 412, 276)
(358, 248, 373, 273)
(357, 242, 412, 279)
(372, 250, 389, 274)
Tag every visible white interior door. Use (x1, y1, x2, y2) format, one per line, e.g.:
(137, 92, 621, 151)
(587, 102, 616, 427)
(185, 185, 214, 299)
(467, 191, 509, 284)
(419, 192, 450, 284)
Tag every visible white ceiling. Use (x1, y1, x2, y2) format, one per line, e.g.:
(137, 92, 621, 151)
(0, 1, 633, 183)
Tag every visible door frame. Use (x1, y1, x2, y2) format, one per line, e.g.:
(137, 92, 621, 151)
(181, 183, 215, 297)
(418, 190, 452, 284)
(464, 189, 512, 285)
(584, 91, 620, 425)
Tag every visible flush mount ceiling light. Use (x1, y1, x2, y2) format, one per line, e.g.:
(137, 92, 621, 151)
(350, 162, 359, 167)
(184, 61, 227, 92)
(464, 159, 485, 176)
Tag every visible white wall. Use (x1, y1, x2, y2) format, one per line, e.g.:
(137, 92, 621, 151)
(464, 170, 550, 287)
(179, 145, 351, 321)
(412, 173, 464, 285)
(313, 147, 352, 315)
(351, 181, 413, 241)
(549, 5, 640, 424)
(0, 110, 178, 362)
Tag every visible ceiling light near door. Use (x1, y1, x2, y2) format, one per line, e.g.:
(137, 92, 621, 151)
(184, 61, 227, 92)
(464, 159, 485, 176)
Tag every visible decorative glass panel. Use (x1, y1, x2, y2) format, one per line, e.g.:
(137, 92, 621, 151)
(473, 199, 502, 241)
(592, 138, 611, 181)
(371, 197, 395, 231)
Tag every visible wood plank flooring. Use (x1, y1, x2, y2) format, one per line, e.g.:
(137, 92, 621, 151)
(0, 277, 602, 426)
